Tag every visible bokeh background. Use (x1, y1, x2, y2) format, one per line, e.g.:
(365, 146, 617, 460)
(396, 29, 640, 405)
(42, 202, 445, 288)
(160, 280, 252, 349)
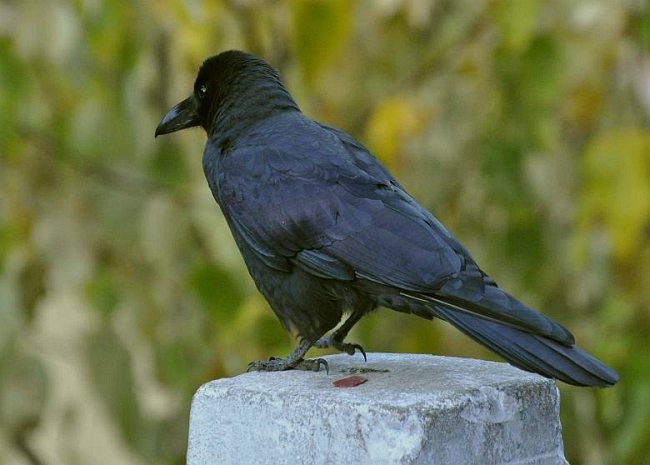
(1, 0, 649, 464)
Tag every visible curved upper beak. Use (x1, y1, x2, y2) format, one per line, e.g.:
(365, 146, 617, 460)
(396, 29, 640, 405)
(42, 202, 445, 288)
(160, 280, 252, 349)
(155, 95, 200, 137)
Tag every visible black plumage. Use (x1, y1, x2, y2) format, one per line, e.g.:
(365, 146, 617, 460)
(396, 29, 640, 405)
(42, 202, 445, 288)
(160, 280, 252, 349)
(156, 50, 618, 387)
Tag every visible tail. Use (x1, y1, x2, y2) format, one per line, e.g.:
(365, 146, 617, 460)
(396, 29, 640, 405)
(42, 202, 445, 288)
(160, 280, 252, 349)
(429, 305, 619, 387)
(398, 282, 619, 387)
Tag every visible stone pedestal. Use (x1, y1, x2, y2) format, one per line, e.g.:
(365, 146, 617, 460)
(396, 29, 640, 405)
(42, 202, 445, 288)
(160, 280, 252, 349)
(187, 353, 568, 465)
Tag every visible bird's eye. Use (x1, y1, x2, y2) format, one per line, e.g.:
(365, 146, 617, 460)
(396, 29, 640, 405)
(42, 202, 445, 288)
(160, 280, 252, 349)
(198, 84, 208, 99)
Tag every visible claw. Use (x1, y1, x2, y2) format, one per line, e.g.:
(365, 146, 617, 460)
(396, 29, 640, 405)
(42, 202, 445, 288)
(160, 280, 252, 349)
(315, 335, 366, 362)
(319, 358, 329, 374)
(355, 344, 367, 362)
(340, 342, 367, 361)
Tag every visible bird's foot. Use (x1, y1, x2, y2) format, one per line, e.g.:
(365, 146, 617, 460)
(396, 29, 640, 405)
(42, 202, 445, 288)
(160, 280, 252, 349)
(315, 336, 367, 361)
(247, 356, 329, 373)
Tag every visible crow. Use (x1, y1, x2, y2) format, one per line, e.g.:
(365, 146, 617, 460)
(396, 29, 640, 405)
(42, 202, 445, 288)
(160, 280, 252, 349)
(156, 50, 618, 387)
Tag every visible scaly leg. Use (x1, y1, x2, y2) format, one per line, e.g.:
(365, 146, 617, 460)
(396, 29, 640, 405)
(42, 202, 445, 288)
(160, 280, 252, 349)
(315, 310, 367, 361)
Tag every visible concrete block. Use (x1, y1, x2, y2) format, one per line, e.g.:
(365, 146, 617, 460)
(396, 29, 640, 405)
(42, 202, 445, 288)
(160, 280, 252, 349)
(187, 353, 568, 465)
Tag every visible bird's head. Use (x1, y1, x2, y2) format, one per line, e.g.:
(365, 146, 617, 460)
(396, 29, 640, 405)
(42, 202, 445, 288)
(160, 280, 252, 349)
(155, 50, 298, 138)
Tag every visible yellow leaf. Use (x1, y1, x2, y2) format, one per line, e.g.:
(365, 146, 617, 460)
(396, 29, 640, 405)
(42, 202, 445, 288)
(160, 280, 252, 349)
(364, 96, 428, 169)
(580, 130, 650, 262)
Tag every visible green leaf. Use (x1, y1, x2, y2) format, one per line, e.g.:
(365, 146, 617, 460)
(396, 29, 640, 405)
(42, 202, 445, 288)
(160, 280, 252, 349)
(630, 7, 650, 52)
(85, 328, 143, 447)
(492, 0, 540, 53)
(189, 261, 244, 322)
(579, 130, 650, 262)
(85, 270, 119, 316)
(149, 145, 188, 187)
(291, 0, 352, 84)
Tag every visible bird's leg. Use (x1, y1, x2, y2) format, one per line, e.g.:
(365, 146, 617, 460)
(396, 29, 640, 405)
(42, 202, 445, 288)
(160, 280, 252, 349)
(315, 310, 367, 361)
(247, 338, 329, 373)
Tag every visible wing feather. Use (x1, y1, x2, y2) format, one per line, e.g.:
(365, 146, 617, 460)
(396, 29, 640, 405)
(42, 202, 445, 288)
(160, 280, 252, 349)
(215, 118, 572, 342)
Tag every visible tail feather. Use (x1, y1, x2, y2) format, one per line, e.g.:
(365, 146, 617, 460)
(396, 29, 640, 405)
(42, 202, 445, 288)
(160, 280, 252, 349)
(431, 305, 619, 387)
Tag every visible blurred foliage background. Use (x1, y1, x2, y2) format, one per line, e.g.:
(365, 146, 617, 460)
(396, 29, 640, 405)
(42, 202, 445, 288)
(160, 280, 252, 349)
(0, 0, 648, 464)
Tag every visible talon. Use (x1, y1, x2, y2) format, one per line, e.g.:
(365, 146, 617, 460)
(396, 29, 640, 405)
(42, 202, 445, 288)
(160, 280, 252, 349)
(315, 335, 367, 362)
(343, 342, 367, 361)
(304, 358, 328, 373)
(319, 359, 329, 374)
(355, 344, 367, 362)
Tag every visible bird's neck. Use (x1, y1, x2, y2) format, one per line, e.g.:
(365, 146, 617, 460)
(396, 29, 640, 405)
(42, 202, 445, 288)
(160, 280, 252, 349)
(208, 80, 299, 141)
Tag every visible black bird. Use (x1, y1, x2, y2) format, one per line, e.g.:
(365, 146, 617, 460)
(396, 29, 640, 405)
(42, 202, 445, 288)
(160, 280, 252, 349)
(156, 50, 619, 387)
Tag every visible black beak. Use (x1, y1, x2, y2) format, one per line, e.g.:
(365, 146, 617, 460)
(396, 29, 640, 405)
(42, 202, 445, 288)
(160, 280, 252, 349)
(155, 96, 200, 137)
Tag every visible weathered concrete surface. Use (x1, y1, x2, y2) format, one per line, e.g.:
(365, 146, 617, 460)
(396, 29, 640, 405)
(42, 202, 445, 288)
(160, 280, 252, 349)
(187, 353, 568, 465)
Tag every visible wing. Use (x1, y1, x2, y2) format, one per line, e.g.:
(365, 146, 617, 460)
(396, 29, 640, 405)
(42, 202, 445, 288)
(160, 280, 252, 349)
(214, 118, 572, 343)
(217, 122, 464, 291)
